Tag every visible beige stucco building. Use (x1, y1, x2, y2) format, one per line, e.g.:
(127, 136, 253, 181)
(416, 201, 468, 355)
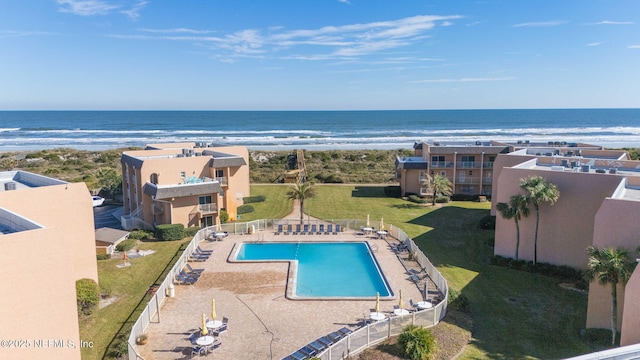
(490, 145, 640, 345)
(0, 171, 98, 360)
(120, 142, 250, 230)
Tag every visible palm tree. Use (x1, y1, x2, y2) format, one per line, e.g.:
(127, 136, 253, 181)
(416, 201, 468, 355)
(520, 176, 560, 265)
(428, 174, 453, 206)
(496, 194, 530, 260)
(584, 246, 636, 346)
(286, 181, 316, 224)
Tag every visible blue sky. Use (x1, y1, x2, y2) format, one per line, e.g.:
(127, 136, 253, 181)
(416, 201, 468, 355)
(1, 0, 639, 110)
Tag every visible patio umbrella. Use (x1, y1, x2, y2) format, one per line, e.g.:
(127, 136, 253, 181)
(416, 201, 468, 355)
(423, 281, 429, 302)
(211, 298, 217, 321)
(398, 289, 404, 309)
(366, 214, 370, 227)
(380, 217, 384, 231)
(201, 313, 209, 336)
(375, 292, 380, 313)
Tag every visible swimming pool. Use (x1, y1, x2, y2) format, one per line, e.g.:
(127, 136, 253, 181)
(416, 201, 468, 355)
(234, 242, 392, 299)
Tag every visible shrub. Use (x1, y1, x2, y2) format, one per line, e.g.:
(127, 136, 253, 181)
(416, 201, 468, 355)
(96, 253, 110, 260)
(490, 255, 583, 281)
(184, 226, 201, 237)
(451, 194, 478, 201)
(220, 210, 229, 223)
(478, 215, 496, 230)
(155, 224, 185, 241)
(243, 195, 266, 203)
(435, 196, 450, 203)
(408, 195, 428, 204)
(237, 204, 255, 215)
(397, 325, 436, 360)
(582, 328, 618, 346)
(115, 239, 137, 252)
(76, 278, 100, 316)
(128, 230, 153, 240)
(384, 186, 401, 198)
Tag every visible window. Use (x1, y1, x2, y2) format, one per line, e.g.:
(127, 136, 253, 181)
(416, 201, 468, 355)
(469, 171, 473, 176)
(461, 156, 475, 162)
(200, 216, 213, 227)
(431, 156, 445, 162)
(199, 195, 213, 204)
(461, 185, 473, 193)
(420, 187, 429, 195)
(215, 169, 224, 178)
(396, 172, 401, 179)
(180, 171, 186, 178)
(488, 156, 495, 162)
(150, 173, 158, 184)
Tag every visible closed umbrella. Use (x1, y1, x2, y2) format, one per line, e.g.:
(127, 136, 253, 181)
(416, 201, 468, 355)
(380, 217, 384, 231)
(201, 313, 208, 336)
(423, 281, 429, 302)
(375, 292, 380, 313)
(398, 289, 404, 309)
(211, 298, 216, 321)
(366, 214, 370, 227)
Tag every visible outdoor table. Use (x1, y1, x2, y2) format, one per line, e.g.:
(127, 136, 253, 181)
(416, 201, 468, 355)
(369, 312, 386, 321)
(362, 227, 374, 235)
(376, 230, 388, 239)
(196, 335, 215, 348)
(415, 301, 433, 310)
(393, 308, 411, 316)
(206, 319, 223, 330)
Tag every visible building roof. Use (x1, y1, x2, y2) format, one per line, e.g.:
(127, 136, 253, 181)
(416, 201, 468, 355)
(209, 156, 247, 168)
(95, 227, 130, 244)
(143, 181, 223, 200)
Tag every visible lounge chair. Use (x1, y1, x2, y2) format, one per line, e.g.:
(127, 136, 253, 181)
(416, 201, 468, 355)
(196, 246, 213, 254)
(315, 336, 334, 346)
(302, 224, 309, 234)
(175, 273, 197, 285)
(180, 270, 200, 281)
(212, 318, 228, 336)
(275, 224, 283, 235)
(189, 252, 209, 262)
(285, 351, 307, 360)
(297, 345, 317, 357)
(318, 224, 324, 234)
(185, 263, 204, 275)
(334, 224, 341, 234)
(285, 224, 292, 235)
(307, 340, 326, 353)
(326, 224, 333, 234)
(207, 340, 221, 353)
(310, 224, 317, 234)
(294, 224, 301, 235)
(337, 327, 353, 336)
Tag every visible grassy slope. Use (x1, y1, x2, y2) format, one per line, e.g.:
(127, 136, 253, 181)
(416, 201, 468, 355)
(255, 184, 591, 360)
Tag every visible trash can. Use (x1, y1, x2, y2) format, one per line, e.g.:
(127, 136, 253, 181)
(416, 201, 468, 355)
(167, 283, 175, 298)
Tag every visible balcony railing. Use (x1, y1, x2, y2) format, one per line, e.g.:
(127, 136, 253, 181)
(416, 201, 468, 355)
(216, 176, 228, 186)
(431, 161, 454, 168)
(458, 161, 477, 168)
(456, 176, 492, 184)
(483, 162, 494, 168)
(198, 203, 217, 214)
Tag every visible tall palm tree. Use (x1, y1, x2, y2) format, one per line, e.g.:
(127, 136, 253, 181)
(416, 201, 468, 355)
(428, 174, 453, 206)
(286, 181, 316, 224)
(584, 246, 636, 346)
(520, 176, 560, 265)
(496, 194, 530, 260)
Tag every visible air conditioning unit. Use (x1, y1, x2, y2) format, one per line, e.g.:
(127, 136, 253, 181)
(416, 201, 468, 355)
(4, 182, 16, 191)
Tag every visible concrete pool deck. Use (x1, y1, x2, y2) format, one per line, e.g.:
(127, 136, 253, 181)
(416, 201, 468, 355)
(139, 228, 438, 359)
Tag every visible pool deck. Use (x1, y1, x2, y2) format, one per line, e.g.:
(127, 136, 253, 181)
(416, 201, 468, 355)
(139, 228, 438, 359)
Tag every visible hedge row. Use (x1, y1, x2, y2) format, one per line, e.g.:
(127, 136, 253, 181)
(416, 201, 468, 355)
(243, 195, 266, 203)
(155, 224, 185, 241)
(490, 255, 584, 283)
(237, 204, 255, 214)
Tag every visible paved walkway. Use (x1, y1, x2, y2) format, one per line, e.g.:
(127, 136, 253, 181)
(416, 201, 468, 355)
(138, 202, 439, 360)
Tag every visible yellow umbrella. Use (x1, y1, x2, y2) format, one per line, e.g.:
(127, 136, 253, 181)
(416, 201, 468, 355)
(211, 298, 217, 321)
(366, 214, 370, 227)
(374, 292, 380, 313)
(380, 217, 384, 231)
(398, 289, 404, 309)
(201, 313, 208, 336)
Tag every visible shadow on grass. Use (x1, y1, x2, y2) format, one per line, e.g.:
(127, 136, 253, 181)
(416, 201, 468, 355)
(351, 186, 396, 198)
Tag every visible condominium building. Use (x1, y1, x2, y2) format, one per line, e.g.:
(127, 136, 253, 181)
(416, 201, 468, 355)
(120, 142, 250, 230)
(490, 146, 640, 345)
(0, 171, 98, 360)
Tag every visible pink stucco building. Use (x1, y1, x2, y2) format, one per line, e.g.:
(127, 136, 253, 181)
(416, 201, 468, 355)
(491, 145, 640, 345)
(0, 171, 98, 360)
(120, 142, 250, 230)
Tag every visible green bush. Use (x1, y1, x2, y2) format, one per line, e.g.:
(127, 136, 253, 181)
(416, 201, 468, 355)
(220, 210, 229, 223)
(237, 204, 255, 215)
(435, 196, 450, 203)
(155, 224, 185, 241)
(408, 194, 428, 204)
(128, 230, 153, 240)
(76, 278, 100, 316)
(243, 195, 266, 203)
(384, 186, 401, 198)
(490, 255, 583, 281)
(96, 254, 110, 261)
(582, 328, 618, 346)
(185, 226, 201, 237)
(115, 239, 137, 252)
(397, 325, 436, 360)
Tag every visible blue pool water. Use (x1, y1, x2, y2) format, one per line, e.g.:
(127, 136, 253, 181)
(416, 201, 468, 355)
(235, 242, 391, 298)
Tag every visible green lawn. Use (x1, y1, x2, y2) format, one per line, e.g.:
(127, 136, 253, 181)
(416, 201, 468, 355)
(237, 185, 293, 221)
(79, 238, 190, 360)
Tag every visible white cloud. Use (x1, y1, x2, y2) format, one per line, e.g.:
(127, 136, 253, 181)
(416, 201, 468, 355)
(586, 42, 602, 47)
(57, 0, 120, 16)
(0, 30, 56, 38)
(628, 45, 640, 49)
(338, 0, 351, 4)
(588, 20, 634, 25)
(411, 77, 514, 83)
(120, 1, 148, 20)
(512, 20, 568, 28)
(140, 28, 215, 34)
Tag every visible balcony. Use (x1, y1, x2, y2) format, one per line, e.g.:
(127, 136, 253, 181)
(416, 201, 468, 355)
(483, 162, 494, 169)
(431, 161, 454, 168)
(215, 176, 228, 186)
(198, 203, 218, 214)
(456, 176, 492, 184)
(459, 161, 477, 168)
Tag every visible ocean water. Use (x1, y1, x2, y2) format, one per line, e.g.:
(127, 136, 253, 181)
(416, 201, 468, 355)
(0, 109, 639, 151)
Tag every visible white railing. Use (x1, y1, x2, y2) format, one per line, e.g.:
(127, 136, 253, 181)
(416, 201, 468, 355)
(563, 343, 640, 360)
(126, 220, 448, 360)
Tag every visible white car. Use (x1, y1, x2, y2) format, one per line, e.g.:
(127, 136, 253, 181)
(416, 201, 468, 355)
(92, 196, 105, 207)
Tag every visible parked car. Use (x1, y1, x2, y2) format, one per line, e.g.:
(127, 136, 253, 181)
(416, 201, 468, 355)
(92, 196, 105, 207)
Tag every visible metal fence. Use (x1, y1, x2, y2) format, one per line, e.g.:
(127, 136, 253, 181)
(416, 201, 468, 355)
(126, 220, 448, 360)
(563, 344, 640, 360)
